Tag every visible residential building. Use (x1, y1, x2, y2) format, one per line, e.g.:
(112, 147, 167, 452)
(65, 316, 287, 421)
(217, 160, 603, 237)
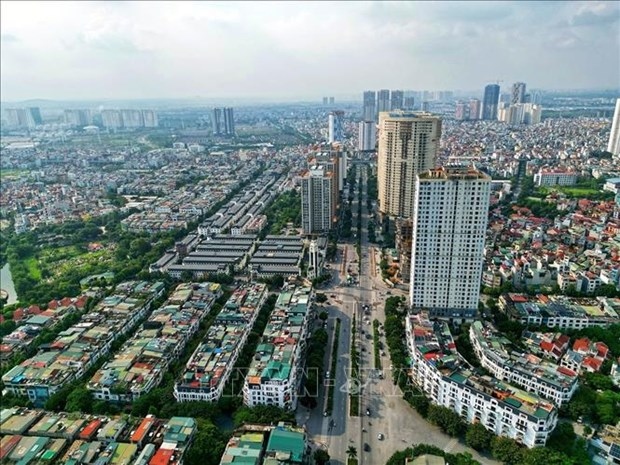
(328, 110, 344, 143)
(243, 285, 312, 410)
(88, 282, 222, 402)
(511, 82, 527, 104)
(120, 109, 144, 128)
(377, 89, 391, 117)
(395, 218, 413, 283)
(469, 99, 481, 120)
(101, 110, 123, 130)
(391, 90, 404, 110)
(377, 111, 441, 219)
(307, 240, 320, 279)
(559, 337, 609, 375)
(142, 110, 158, 128)
(482, 84, 500, 120)
(358, 121, 376, 151)
(404, 96, 415, 110)
(470, 321, 578, 406)
(64, 109, 91, 127)
(608, 98, 620, 156)
(589, 423, 620, 465)
(455, 102, 469, 121)
(363, 91, 376, 122)
(248, 235, 305, 279)
(212, 108, 223, 135)
(533, 168, 578, 187)
(5, 108, 37, 129)
(223, 107, 235, 136)
(174, 283, 268, 402)
(212, 107, 235, 136)
(406, 313, 558, 448)
(498, 294, 620, 329)
(301, 165, 335, 235)
(409, 166, 491, 320)
(2, 281, 164, 405)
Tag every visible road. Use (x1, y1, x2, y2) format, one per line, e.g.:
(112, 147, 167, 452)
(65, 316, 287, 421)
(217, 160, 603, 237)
(299, 164, 498, 465)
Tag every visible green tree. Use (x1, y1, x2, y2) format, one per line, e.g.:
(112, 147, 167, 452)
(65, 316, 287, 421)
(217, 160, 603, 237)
(465, 423, 493, 451)
(319, 311, 328, 321)
(346, 446, 357, 461)
(65, 387, 93, 413)
(313, 449, 330, 465)
(490, 436, 523, 465)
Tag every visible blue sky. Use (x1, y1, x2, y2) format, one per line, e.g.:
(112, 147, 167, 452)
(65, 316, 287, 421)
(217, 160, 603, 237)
(1, 1, 619, 101)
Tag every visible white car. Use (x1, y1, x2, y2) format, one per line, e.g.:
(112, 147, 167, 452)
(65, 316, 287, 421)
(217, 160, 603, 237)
(377, 433, 384, 440)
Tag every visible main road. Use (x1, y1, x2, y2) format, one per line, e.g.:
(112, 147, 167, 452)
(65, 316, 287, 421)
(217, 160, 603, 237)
(300, 163, 498, 465)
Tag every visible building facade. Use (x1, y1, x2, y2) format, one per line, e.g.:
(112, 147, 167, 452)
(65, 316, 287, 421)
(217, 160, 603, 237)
(363, 91, 376, 122)
(377, 89, 391, 117)
(391, 90, 404, 110)
(511, 82, 527, 104)
(409, 166, 491, 320)
(377, 111, 441, 219)
(301, 166, 334, 235)
(328, 110, 344, 143)
(358, 121, 376, 151)
(608, 98, 620, 156)
(482, 84, 500, 120)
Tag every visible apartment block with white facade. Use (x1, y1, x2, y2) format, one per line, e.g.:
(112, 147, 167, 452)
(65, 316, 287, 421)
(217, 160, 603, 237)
(469, 321, 578, 406)
(406, 313, 558, 448)
(409, 166, 491, 320)
(533, 169, 578, 187)
(174, 283, 268, 402)
(242, 284, 312, 410)
(301, 166, 334, 235)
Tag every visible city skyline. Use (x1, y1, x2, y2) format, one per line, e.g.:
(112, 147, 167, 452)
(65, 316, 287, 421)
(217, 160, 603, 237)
(1, 1, 619, 102)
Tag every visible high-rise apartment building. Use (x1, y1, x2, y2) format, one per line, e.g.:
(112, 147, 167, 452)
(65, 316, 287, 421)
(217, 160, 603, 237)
(390, 90, 404, 110)
(377, 89, 391, 117)
(409, 165, 491, 320)
(301, 166, 335, 235)
(363, 91, 376, 122)
(64, 109, 92, 127)
(328, 110, 344, 143)
(482, 84, 500, 120)
(358, 121, 376, 151)
(404, 96, 415, 110)
(101, 110, 123, 129)
(120, 109, 143, 128)
(498, 103, 542, 125)
(608, 98, 620, 156)
(468, 99, 481, 120)
(142, 110, 159, 128)
(377, 111, 441, 219)
(329, 97, 335, 105)
(212, 107, 235, 136)
(4, 108, 38, 129)
(455, 101, 469, 120)
(511, 82, 527, 104)
(223, 107, 235, 136)
(322, 97, 328, 105)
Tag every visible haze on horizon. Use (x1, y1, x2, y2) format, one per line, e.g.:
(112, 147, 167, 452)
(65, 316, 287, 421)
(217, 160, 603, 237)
(1, 0, 619, 103)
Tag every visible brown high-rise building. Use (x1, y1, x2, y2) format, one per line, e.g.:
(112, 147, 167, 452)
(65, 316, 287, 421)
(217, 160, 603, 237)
(377, 111, 441, 219)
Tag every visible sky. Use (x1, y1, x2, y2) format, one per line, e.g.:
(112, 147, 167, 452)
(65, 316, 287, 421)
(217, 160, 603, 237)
(1, 1, 619, 102)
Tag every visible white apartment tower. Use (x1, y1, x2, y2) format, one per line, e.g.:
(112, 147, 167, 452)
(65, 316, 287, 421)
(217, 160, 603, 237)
(358, 121, 376, 151)
(608, 98, 620, 156)
(328, 111, 344, 143)
(377, 111, 441, 219)
(301, 166, 334, 235)
(308, 240, 320, 279)
(409, 165, 491, 320)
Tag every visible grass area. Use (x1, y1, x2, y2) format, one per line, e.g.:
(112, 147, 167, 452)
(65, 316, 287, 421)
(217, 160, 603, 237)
(349, 315, 360, 416)
(24, 257, 41, 280)
(347, 459, 358, 465)
(525, 196, 544, 202)
(373, 319, 382, 370)
(50, 248, 114, 279)
(558, 187, 601, 197)
(326, 319, 341, 413)
(39, 245, 83, 263)
(0, 169, 27, 179)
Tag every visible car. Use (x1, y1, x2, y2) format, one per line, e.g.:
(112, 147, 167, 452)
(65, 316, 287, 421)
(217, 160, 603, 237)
(326, 371, 330, 379)
(366, 408, 371, 416)
(381, 351, 386, 356)
(363, 443, 371, 452)
(323, 410, 329, 417)
(377, 433, 384, 440)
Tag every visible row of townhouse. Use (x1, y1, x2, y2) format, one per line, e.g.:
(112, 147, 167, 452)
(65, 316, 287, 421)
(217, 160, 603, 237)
(174, 283, 268, 402)
(499, 293, 620, 329)
(242, 284, 313, 410)
(2, 281, 165, 406)
(469, 321, 578, 406)
(0, 408, 196, 465)
(406, 313, 558, 448)
(87, 282, 223, 402)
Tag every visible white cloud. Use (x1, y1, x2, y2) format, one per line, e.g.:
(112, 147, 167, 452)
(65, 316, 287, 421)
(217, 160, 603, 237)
(1, 0, 618, 101)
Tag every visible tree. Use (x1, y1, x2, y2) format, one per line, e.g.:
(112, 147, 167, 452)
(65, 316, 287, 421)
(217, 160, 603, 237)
(465, 423, 493, 451)
(316, 293, 328, 303)
(313, 449, 330, 465)
(346, 446, 358, 461)
(65, 387, 93, 413)
(319, 311, 328, 322)
(491, 436, 523, 465)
